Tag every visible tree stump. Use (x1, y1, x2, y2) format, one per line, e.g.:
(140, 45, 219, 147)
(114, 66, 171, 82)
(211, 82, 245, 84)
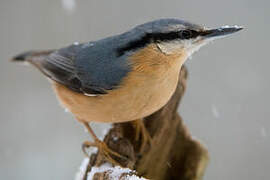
(81, 66, 209, 180)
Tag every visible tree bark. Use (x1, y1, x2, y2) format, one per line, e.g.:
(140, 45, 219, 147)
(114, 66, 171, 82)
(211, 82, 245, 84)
(82, 66, 209, 180)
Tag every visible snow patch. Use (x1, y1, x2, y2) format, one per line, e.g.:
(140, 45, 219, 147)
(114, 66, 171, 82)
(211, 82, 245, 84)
(86, 147, 98, 156)
(75, 158, 89, 180)
(87, 164, 146, 180)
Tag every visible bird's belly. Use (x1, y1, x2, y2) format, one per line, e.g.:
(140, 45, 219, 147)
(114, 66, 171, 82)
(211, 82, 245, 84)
(52, 72, 179, 123)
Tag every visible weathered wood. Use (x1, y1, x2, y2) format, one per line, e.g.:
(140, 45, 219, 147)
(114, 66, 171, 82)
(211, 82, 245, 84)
(83, 66, 209, 180)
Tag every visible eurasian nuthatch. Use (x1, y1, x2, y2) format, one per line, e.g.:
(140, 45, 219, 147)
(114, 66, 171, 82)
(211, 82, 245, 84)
(11, 18, 242, 165)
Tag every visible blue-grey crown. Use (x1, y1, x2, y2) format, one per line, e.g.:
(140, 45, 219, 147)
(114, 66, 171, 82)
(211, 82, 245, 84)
(116, 19, 204, 56)
(134, 18, 204, 33)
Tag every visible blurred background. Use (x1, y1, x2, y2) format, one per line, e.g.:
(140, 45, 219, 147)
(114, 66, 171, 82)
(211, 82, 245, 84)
(0, 0, 269, 179)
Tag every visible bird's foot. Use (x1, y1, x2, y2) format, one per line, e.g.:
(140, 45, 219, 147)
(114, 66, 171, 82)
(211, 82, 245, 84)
(133, 119, 153, 153)
(82, 139, 126, 166)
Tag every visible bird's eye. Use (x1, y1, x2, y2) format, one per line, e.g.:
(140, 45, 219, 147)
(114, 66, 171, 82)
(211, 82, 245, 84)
(179, 30, 193, 39)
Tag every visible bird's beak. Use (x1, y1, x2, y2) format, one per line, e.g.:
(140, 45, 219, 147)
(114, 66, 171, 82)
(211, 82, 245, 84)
(201, 25, 243, 40)
(185, 25, 243, 57)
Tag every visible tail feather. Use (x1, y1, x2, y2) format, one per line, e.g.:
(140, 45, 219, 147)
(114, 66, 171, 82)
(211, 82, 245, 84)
(10, 50, 54, 62)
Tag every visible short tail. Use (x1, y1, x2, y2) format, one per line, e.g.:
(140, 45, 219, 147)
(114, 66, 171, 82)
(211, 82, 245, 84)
(10, 50, 54, 63)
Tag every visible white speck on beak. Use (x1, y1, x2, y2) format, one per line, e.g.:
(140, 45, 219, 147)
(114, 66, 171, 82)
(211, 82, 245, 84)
(221, 25, 230, 28)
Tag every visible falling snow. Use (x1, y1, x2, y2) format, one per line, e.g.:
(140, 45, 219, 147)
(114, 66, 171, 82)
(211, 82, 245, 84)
(261, 127, 267, 138)
(211, 104, 220, 119)
(61, 0, 76, 12)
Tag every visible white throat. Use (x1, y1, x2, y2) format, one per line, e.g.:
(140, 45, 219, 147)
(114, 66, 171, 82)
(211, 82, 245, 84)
(156, 37, 211, 58)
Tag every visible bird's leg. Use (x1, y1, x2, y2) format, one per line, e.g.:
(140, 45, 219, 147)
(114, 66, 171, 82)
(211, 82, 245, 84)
(81, 122, 126, 166)
(132, 119, 153, 153)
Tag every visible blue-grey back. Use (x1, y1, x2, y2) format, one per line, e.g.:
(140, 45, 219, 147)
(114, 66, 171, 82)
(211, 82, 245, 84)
(39, 18, 199, 94)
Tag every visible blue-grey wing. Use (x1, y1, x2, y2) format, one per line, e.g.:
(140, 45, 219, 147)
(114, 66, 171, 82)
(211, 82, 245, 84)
(38, 42, 130, 95)
(75, 41, 130, 95)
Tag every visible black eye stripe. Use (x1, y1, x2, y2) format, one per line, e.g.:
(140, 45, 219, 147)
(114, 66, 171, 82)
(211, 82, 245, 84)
(117, 30, 200, 56)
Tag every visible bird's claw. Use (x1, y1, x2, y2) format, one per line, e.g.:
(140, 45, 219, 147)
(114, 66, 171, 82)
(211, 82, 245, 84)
(133, 119, 153, 153)
(82, 139, 126, 166)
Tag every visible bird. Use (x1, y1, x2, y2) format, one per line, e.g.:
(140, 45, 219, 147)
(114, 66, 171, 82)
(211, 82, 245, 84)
(11, 18, 242, 165)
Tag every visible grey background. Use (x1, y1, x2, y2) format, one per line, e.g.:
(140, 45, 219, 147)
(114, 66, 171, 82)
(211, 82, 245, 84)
(0, 0, 269, 179)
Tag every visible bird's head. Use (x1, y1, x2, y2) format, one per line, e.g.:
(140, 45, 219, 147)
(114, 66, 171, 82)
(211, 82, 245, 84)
(152, 19, 242, 56)
(120, 19, 243, 70)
